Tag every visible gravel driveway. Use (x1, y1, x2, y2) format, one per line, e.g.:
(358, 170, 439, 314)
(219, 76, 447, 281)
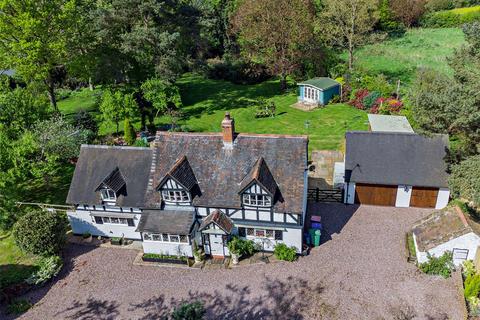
(5, 204, 464, 319)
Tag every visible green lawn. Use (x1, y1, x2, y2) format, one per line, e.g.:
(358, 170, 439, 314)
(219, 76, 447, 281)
(59, 74, 367, 152)
(353, 28, 465, 83)
(0, 233, 39, 289)
(58, 86, 102, 116)
(172, 74, 367, 151)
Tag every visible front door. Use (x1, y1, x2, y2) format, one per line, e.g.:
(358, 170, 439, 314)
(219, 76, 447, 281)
(209, 234, 224, 256)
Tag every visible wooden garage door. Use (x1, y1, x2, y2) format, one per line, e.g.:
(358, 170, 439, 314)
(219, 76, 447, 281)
(355, 183, 397, 206)
(410, 187, 438, 208)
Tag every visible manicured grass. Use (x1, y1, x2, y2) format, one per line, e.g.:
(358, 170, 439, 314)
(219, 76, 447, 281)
(60, 74, 368, 152)
(171, 74, 367, 152)
(353, 28, 465, 83)
(0, 234, 39, 289)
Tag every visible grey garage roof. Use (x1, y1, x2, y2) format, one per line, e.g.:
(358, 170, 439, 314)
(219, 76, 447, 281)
(345, 132, 449, 188)
(367, 114, 414, 133)
(66, 145, 152, 207)
(136, 210, 195, 235)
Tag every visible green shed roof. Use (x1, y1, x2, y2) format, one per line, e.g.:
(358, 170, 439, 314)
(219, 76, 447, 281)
(297, 77, 340, 91)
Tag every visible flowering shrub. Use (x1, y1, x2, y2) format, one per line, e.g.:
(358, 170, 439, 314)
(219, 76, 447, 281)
(349, 89, 370, 109)
(362, 91, 382, 109)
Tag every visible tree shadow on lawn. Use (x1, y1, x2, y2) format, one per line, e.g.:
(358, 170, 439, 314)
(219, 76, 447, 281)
(178, 76, 290, 120)
(307, 203, 360, 245)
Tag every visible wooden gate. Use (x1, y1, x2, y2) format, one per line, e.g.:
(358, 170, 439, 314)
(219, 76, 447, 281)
(307, 188, 343, 203)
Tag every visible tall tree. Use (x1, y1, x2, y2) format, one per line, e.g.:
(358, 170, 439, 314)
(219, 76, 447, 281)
(390, 0, 426, 27)
(231, 0, 316, 90)
(318, 0, 379, 71)
(0, 0, 79, 110)
(411, 23, 480, 157)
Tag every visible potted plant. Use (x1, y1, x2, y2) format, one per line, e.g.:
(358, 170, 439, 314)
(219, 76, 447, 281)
(82, 232, 92, 243)
(227, 236, 243, 265)
(192, 240, 203, 263)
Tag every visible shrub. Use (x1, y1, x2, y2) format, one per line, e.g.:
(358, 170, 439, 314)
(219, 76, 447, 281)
(6, 299, 32, 315)
(419, 251, 454, 278)
(26, 255, 63, 285)
(13, 210, 68, 256)
(124, 118, 136, 145)
(449, 155, 480, 207)
(227, 236, 256, 256)
(421, 6, 480, 27)
(134, 138, 149, 147)
(171, 301, 205, 320)
(363, 91, 382, 110)
(465, 273, 480, 298)
(349, 89, 370, 109)
(142, 253, 187, 261)
(273, 243, 297, 262)
(254, 99, 276, 118)
(205, 57, 270, 85)
(73, 109, 98, 140)
(82, 232, 91, 239)
(463, 260, 477, 278)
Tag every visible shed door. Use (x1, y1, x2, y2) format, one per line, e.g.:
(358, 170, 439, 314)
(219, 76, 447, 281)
(410, 187, 438, 208)
(355, 183, 397, 206)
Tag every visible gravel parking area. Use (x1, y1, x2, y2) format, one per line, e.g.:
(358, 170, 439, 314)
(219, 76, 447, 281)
(6, 204, 464, 319)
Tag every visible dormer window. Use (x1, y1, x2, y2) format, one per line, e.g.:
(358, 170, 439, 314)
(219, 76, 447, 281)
(238, 157, 279, 208)
(100, 188, 116, 203)
(161, 190, 190, 203)
(243, 194, 271, 207)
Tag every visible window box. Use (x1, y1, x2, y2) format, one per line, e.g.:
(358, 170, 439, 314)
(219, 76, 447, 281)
(142, 253, 188, 265)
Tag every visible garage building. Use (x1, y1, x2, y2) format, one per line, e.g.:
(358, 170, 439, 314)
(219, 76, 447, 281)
(343, 132, 450, 209)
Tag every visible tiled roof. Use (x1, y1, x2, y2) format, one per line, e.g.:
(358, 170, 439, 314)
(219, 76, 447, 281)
(239, 157, 278, 196)
(345, 132, 449, 188)
(66, 145, 152, 207)
(95, 167, 126, 193)
(199, 210, 234, 234)
(413, 207, 474, 252)
(145, 132, 308, 214)
(136, 210, 195, 235)
(157, 156, 198, 191)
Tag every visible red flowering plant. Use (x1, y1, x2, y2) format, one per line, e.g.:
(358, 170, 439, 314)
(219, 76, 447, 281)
(348, 89, 370, 110)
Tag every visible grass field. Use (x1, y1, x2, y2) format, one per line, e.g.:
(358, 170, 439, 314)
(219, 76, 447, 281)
(353, 28, 465, 83)
(0, 233, 39, 290)
(59, 74, 368, 152)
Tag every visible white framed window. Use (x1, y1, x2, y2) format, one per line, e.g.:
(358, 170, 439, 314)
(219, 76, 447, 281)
(142, 232, 188, 243)
(243, 227, 282, 240)
(242, 194, 272, 207)
(161, 190, 190, 203)
(100, 216, 130, 225)
(101, 188, 116, 202)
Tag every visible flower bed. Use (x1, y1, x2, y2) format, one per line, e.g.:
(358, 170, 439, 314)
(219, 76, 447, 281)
(142, 253, 188, 265)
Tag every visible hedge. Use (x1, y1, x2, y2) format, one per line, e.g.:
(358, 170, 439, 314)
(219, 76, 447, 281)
(422, 6, 480, 27)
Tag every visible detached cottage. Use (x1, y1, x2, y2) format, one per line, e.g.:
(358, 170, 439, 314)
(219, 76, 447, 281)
(66, 113, 308, 258)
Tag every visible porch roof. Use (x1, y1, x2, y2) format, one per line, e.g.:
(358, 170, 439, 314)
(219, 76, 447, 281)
(136, 210, 195, 235)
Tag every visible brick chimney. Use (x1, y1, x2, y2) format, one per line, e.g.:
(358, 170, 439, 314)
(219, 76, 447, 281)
(221, 112, 235, 147)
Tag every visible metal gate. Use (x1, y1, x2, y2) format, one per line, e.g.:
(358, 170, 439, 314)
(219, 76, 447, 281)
(307, 188, 343, 203)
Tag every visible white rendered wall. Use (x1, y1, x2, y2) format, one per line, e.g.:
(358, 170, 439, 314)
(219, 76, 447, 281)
(67, 210, 142, 240)
(415, 232, 480, 266)
(395, 185, 412, 207)
(142, 241, 193, 257)
(344, 183, 356, 204)
(435, 188, 450, 209)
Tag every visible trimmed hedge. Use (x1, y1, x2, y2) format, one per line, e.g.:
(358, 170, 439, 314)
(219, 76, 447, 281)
(422, 6, 480, 27)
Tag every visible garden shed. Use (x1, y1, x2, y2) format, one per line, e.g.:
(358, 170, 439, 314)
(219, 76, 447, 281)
(297, 77, 341, 106)
(412, 206, 480, 266)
